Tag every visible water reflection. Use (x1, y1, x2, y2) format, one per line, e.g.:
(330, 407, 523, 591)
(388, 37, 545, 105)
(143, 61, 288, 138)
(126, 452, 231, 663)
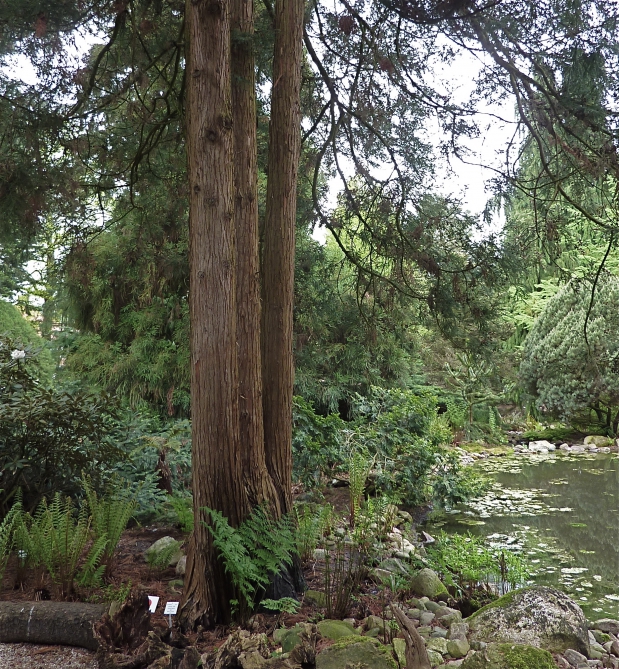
(427, 452, 619, 618)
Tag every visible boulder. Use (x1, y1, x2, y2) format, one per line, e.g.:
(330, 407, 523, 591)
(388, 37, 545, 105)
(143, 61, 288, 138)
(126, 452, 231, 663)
(584, 435, 614, 448)
(446, 638, 470, 659)
(145, 536, 183, 567)
(427, 649, 444, 666)
(528, 440, 555, 451)
(461, 643, 555, 669)
(410, 568, 448, 599)
(467, 586, 590, 656)
(175, 555, 187, 576)
(315, 636, 397, 669)
(593, 619, 619, 636)
(317, 619, 359, 640)
(426, 637, 448, 655)
(304, 590, 326, 607)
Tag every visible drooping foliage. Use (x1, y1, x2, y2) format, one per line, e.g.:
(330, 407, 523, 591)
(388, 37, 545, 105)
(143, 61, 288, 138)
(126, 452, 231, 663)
(520, 276, 619, 433)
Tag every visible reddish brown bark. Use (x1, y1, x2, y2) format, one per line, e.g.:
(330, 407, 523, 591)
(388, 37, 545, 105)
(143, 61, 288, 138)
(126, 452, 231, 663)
(181, 0, 249, 628)
(231, 0, 280, 513)
(261, 0, 304, 514)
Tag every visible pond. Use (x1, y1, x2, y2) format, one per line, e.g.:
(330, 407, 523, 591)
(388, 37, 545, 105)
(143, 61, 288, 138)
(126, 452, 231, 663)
(426, 451, 619, 619)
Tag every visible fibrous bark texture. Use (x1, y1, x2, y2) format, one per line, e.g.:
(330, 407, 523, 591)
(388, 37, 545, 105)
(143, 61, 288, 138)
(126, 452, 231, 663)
(181, 0, 249, 628)
(261, 0, 304, 515)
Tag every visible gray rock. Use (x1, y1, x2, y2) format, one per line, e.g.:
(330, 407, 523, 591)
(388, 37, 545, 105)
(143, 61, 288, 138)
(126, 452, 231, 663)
(529, 440, 555, 451)
(467, 586, 590, 656)
(431, 628, 448, 638)
(175, 555, 187, 576)
(144, 536, 183, 566)
(378, 558, 410, 576)
(461, 643, 556, 669)
(571, 445, 586, 453)
(316, 637, 397, 669)
(439, 612, 463, 627)
(418, 626, 433, 638)
(448, 623, 470, 641)
(426, 637, 449, 655)
(593, 620, 619, 636)
(426, 600, 443, 613)
(365, 615, 387, 633)
(564, 649, 588, 666)
(410, 568, 448, 599)
(407, 608, 422, 620)
(410, 598, 427, 610)
(420, 611, 436, 626)
(446, 638, 470, 659)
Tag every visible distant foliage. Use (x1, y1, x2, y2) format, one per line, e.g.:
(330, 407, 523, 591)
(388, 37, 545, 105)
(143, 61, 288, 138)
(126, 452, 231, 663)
(292, 386, 484, 508)
(520, 277, 619, 433)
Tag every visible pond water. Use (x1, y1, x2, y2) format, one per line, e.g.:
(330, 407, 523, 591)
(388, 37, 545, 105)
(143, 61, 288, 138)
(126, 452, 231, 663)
(426, 451, 619, 619)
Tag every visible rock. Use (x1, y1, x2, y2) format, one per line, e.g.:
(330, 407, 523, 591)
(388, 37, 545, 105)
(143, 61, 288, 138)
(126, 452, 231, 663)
(431, 628, 448, 638)
(304, 590, 326, 607)
(611, 640, 619, 656)
(426, 601, 443, 613)
(420, 611, 436, 626)
(275, 624, 315, 654)
(315, 636, 397, 669)
(529, 440, 555, 451)
(466, 586, 590, 656)
(175, 555, 187, 576)
(317, 619, 359, 640)
(145, 536, 183, 566)
(426, 637, 449, 655)
(564, 649, 589, 666)
(447, 638, 470, 659)
(392, 638, 406, 667)
(365, 615, 387, 633)
(591, 631, 611, 644)
(427, 649, 444, 667)
(584, 436, 613, 448)
(410, 598, 427, 610)
(407, 609, 422, 620)
(448, 623, 470, 641)
(418, 626, 433, 638)
(571, 445, 586, 453)
(439, 612, 463, 627)
(461, 643, 556, 669)
(410, 569, 449, 599)
(379, 558, 411, 576)
(593, 620, 619, 636)
(560, 443, 571, 451)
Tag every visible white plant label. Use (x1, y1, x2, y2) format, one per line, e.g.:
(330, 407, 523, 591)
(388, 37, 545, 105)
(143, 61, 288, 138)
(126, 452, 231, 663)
(148, 596, 160, 613)
(164, 601, 179, 615)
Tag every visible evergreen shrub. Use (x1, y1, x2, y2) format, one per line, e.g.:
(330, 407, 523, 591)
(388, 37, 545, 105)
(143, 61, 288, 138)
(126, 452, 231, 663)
(520, 277, 619, 433)
(0, 336, 123, 513)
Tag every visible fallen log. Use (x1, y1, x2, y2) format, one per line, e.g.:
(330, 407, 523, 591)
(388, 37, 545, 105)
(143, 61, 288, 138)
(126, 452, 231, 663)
(0, 601, 108, 650)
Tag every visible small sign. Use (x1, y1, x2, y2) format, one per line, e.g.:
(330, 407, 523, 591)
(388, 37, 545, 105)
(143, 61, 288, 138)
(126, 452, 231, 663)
(164, 601, 179, 616)
(148, 596, 159, 613)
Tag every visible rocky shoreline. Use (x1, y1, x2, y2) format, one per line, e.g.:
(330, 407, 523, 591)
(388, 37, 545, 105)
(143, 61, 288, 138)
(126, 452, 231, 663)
(196, 579, 619, 669)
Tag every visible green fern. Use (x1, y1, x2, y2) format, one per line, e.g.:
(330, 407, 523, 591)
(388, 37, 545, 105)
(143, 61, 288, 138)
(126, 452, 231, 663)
(348, 451, 372, 527)
(204, 505, 297, 620)
(82, 474, 137, 575)
(14, 494, 108, 597)
(145, 539, 182, 572)
(0, 500, 21, 588)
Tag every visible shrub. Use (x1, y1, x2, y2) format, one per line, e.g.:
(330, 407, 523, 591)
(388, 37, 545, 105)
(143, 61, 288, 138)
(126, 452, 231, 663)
(520, 277, 619, 433)
(0, 337, 123, 513)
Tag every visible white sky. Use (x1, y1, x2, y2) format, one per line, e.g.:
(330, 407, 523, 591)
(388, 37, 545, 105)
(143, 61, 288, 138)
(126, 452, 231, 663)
(6, 32, 516, 246)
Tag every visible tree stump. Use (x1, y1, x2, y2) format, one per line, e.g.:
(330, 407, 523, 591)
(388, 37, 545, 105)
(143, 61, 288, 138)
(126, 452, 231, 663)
(391, 604, 432, 669)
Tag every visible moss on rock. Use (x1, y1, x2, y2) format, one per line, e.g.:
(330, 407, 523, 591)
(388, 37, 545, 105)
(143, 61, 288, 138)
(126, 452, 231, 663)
(461, 643, 556, 669)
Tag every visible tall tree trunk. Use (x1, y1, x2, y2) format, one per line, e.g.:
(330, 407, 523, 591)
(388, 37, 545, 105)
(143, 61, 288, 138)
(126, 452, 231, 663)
(181, 0, 248, 629)
(261, 0, 304, 515)
(231, 0, 280, 513)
